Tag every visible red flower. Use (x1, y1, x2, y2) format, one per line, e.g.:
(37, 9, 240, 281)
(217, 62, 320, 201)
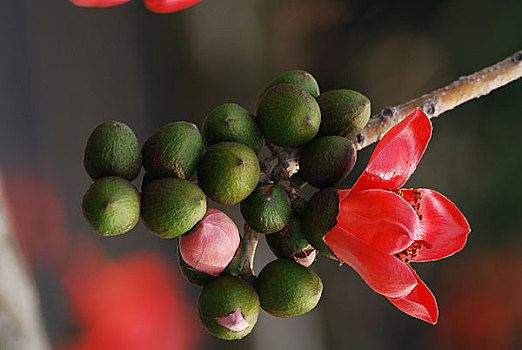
(143, 0, 202, 13)
(60, 248, 202, 350)
(324, 109, 471, 324)
(68, 0, 203, 12)
(69, 0, 131, 7)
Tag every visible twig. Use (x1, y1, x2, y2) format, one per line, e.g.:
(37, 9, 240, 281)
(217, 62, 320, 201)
(354, 49, 522, 150)
(239, 223, 259, 282)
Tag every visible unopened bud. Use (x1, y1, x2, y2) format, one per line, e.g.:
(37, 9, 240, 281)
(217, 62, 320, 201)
(179, 208, 240, 276)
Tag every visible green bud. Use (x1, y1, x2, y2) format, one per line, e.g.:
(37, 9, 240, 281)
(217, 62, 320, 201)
(82, 176, 140, 236)
(262, 70, 320, 99)
(198, 276, 260, 340)
(142, 121, 204, 179)
(265, 213, 317, 267)
(257, 84, 321, 147)
(256, 259, 322, 318)
(240, 183, 291, 234)
(317, 89, 371, 139)
(202, 103, 264, 154)
(303, 188, 340, 260)
(299, 136, 356, 188)
(141, 178, 206, 238)
(197, 142, 260, 205)
(84, 121, 141, 181)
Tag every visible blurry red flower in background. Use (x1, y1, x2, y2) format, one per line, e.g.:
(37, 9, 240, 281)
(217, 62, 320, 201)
(69, 0, 131, 8)
(143, 0, 202, 13)
(324, 109, 471, 324)
(68, 0, 203, 13)
(60, 246, 202, 350)
(3, 174, 68, 269)
(432, 250, 522, 349)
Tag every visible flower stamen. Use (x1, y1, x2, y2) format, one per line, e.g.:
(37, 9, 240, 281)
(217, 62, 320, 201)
(395, 240, 431, 263)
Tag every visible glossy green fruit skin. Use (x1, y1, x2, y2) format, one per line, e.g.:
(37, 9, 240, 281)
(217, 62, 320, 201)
(256, 259, 322, 318)
(257, 84, 321, 147)
(317, 89, 371, 139)
(265, 213, 316, 266)
(82, 176, 140, 236)
(262, 70, 320, 98)
(299, 136, 357, 188)
(240, 183, 291, 234)
(141, 178, 207, 238)
(197, 142, 260, 205)
(84, 121, 141, 181)
(303, 187, 339, 260)
(142, 121, 203, 179)
(198, 276, 260, 340)
(202, 103, 264, 154)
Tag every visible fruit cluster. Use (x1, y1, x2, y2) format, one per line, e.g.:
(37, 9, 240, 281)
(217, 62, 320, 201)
(82, 70, 370, 340)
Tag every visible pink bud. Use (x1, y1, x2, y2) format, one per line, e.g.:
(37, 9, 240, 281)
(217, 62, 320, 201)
(215, 307, 249, 332)
(179, 209, 240, 276)
(293, 249, 317, 268)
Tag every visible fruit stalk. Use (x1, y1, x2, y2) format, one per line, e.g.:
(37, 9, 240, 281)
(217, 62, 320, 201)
(239, 223, 259, 282)
(354, 49, 522, 150)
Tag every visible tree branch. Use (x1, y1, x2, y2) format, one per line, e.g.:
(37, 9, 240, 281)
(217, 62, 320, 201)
(354, 49, 522, 150)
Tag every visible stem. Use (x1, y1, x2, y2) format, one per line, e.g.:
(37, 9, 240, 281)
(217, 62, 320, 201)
(239, 223, 259, 282)
(354, 49, 522, 150)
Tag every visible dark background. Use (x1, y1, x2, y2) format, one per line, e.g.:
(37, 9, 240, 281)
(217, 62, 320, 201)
(1, 0, 521, 349)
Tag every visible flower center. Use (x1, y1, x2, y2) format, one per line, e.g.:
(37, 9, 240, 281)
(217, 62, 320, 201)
(390, 188, 424, 221)
(395, 240, 432, 264)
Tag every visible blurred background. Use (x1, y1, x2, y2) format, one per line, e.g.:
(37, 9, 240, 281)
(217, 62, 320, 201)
(1, 0, 521, 349)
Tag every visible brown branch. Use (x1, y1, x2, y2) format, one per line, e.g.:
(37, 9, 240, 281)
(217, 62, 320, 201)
(354, 49, 522, 150)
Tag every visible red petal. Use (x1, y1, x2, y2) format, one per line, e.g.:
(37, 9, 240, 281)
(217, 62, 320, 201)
(337, 189, 418, 254)
(69, 0, 131, 7)
(387, 267, 438, 324)
(324, 225, 417, 298)
(352, 109, 432, 193)
(338, 189, 351, 201)
(143, 0, 202, 13)
(401, 189, 471, 262)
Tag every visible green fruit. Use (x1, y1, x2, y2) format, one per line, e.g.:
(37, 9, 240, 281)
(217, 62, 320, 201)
(82, 176, 140, 236)
(84, 121, 141, 181)
(142, 121, 203, 179)
(303, 188, 339, 260)
(197, 142, 260, 205)
(141, 178, 206, 238)
(262, 70, 320, 99)
(265, 214, 316, 267)
(256, 259, 322, 317)
(299, 136, 357, 188)
(198, 276, 260, 340)
(257, 84, 321, 147)
(202, 103, 264, 154)
(177, 246, 217, 287)
(317, 89, 371, 139)
(240, 183, 291, 234)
